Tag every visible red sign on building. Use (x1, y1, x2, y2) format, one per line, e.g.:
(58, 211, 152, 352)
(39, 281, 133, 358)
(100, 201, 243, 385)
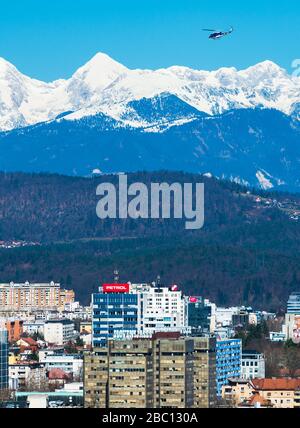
(102, 284, 130, 293)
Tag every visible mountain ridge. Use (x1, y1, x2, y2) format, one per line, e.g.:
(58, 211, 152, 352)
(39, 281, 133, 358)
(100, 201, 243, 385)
(0, 52, 299, 131)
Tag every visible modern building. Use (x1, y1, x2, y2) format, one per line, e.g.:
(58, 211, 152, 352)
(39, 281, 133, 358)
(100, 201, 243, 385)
(44, 320, 75, 345)
(0, 282, 75, 311)
(0, 328, 8, 390)
(216, 339, 242, 397)
(84, 334, 216, 409)
(139, 283, 187, 336)
(92, 284, 140, 347)
(187, 296, 212, 335)
(92, 282, 189, 347)
(241, 351, 265, 380)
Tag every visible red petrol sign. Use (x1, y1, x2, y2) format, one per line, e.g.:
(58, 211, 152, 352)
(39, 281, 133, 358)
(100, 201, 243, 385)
(102, 284, 130, 293)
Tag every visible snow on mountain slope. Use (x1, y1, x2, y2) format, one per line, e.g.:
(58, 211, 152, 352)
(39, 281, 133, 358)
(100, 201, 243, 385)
(0, 53, 299, 131)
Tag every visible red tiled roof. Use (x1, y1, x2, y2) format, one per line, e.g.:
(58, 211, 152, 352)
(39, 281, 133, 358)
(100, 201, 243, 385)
(248, 393, 271, 407)
(251, 378, 300, 391)
(48, 368, 71, 380)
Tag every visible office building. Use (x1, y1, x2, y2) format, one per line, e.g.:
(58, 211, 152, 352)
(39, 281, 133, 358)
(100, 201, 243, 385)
(0, 328, 8, 390)
(92, 282, 189, 347)
(92, 284, 140, 347)
(84, 334, 216, 409)
(241, 351, 265, 380)
(216, 339, 242, 397)
(139, 284, 187, 335)
(0, 282, 75, 311)
(187, 297, 212, 335)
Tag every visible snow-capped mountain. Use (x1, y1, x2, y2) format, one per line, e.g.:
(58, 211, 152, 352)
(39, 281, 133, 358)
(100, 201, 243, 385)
(0, 52, 299, 131)
(0, 53, 300, 191)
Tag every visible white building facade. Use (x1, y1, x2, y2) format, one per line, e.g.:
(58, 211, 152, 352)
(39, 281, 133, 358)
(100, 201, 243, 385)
(130, 283, 188, 335)
(241, 351, 265, 380)
(44, 320, 75, 345)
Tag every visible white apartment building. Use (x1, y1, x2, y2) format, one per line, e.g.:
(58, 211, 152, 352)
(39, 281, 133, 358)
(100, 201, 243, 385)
(9, 363, 47, 390)
(43, 320, 75, 345)
(215, 307, 240, 327)
(23, 320, 45, 336)
(241, 351, 265, 380)
(130, 283, 188, 335)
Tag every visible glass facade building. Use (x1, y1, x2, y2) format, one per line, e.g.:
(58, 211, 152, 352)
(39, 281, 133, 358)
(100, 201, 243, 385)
(92, 292, 139, 347)
(216, 339, 242, 397)
(188, 297, 211, 335)
(0, 329, 8, 390)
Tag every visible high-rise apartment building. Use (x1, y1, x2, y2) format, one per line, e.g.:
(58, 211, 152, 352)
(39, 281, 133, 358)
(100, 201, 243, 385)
(216, 339, 242, 397)
(193, 337, 217, 408)
(139, 284, 187, 335)
(84, 334, 216, 409)
(152, 333, 194, 408)
(0, 282, 75, 311)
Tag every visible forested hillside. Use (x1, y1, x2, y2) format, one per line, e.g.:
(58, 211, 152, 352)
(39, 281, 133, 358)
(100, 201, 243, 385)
(1, 171, 300, 309)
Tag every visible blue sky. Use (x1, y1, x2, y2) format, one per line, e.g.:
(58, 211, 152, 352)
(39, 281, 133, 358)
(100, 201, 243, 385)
(1, 0, 299, 81)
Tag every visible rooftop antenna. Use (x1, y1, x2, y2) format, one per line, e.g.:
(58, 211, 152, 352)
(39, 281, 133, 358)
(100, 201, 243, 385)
(157, 275, 161, 288)
(114, 269, 119, 284)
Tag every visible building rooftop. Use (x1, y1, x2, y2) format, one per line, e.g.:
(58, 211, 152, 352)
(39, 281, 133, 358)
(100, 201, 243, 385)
(251, 378, 300, 391)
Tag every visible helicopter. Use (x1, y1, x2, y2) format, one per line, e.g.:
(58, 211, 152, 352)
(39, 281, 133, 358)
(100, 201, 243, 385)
(202, 26, 234, 40)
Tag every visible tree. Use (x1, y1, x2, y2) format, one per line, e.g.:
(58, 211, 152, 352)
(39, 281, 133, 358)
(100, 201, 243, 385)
(284, 342, 300, 377)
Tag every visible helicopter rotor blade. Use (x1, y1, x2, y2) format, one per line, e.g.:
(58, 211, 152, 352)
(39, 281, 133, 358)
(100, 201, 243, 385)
(202, 29, 218, 32)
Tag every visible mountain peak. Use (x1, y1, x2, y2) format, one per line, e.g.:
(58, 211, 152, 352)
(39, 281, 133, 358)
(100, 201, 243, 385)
(75, 52, 128, 75)
(244, 60, 286, 76)
(70, 52, 128, 90)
